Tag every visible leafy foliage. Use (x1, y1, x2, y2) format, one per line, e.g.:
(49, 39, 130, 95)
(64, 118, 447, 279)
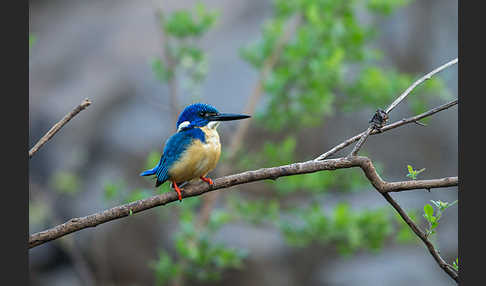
(152, 3, 218, 97)
(366, 0, 410, 14)
(423, 200, 457, 238)
(280, 203, 393, 254)
(150, 251, 180, 286)
(151, 198, 247, 284)
(240, 0, 445, 131)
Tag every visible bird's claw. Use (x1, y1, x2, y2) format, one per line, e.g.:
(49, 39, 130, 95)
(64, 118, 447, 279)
(200, 176, 214, 186)
(171, 181, 183, 202)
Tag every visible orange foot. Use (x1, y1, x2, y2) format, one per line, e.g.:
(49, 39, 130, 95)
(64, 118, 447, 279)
(171, 180, 183, 202)
(200, 176, 214, 186)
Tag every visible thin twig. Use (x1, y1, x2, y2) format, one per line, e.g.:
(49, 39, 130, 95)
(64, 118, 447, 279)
(347, 58, 458, 157)
(29, 156, 457, 249)
(386, 58, 458, 114)
(29, 99, 92, 159)
(349, 126, 373, 157)
(380, 192, 459, 282)
(314, 99, 457, 160)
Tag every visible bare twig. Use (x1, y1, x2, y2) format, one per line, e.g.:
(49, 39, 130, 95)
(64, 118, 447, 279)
(349, 126, 373, 157)
(314, 99, 457, 160)
(385, 58, 458, 114)
(381, 192, 459, 282)
(29, 156, 457, 249)
(29, 99, 92, 159)
(347, 58, 458, 157)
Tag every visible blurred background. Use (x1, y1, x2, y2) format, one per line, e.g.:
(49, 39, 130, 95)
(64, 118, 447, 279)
(29, 0, 458, 285)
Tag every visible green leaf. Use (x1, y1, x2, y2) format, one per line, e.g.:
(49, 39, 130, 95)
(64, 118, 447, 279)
(416, 168, 426, 174)
(407, 165, 414, 173)
(423, 204, 434, 220)
(452, 257, 459, 271)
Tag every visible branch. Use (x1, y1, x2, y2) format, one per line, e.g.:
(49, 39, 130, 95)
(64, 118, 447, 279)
(348, 58, 458, 157)
(29, 99, 92, 158)
(314, 99, 457, 160)
(381, 192, 459, 282)
(29, 156, 457, 249)
(349, 126, 373, 157)
(30, 184, 96, 284)
(385, 58, 458, 114)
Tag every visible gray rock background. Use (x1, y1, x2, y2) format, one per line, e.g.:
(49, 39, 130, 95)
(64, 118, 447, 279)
(29, 0, 458, 285)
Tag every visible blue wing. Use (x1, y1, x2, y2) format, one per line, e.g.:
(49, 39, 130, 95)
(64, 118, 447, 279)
(140, 128, 206, 187)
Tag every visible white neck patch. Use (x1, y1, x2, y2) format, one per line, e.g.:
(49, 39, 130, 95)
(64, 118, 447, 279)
(177, 121, 191, 132)
(207, 121, 220, 130)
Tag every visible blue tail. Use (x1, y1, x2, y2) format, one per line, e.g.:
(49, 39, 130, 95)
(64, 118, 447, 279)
(140, 158, 169, 188)
(140, 161, 161, 177)
(140, 167, 157, 176)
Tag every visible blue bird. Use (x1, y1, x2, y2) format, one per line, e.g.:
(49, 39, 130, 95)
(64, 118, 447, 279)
(140, 103, 250, 201)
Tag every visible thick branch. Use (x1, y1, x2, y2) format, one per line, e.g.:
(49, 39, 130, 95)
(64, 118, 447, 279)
(29, 99, 92, 158)
(29, 156, 456, 249)
(314, 99, 457, 160)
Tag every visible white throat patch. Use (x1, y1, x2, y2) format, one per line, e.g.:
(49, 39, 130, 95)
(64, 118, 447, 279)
(207, 121, 220, 130)
(177, 121, 191, 132)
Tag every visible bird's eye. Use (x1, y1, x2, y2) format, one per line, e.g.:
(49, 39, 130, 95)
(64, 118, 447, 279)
(199, 111, 206, 117)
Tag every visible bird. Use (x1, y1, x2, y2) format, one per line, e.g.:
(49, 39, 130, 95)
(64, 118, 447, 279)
(140, 103, 251, 201)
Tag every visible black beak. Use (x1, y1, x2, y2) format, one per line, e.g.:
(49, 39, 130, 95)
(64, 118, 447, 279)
(207, 113, 251, 121)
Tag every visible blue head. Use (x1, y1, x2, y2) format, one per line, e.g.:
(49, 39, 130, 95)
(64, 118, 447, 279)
(176, 103, 250, 132)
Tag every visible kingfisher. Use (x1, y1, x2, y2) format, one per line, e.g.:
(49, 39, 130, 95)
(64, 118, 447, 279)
(140, 103, 250, 201)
